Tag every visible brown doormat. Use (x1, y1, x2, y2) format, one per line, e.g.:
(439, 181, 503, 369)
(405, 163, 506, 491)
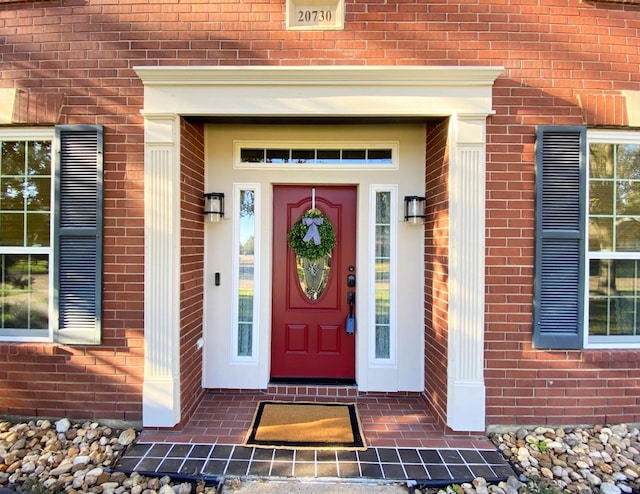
(244, 401, 367, 450)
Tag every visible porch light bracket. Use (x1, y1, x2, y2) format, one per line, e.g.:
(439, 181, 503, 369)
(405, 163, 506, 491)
(404, 195, 426, 224)
(204, 192, 225, 223)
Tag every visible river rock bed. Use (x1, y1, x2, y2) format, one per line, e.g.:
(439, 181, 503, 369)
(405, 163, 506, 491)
(0, 419, 217, 494)
(486, 424, 640, 494)
(1, 418, 639, 493)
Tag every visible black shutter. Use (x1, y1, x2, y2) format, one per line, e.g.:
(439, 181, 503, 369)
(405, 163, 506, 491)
(533, 126, 587, 349)
(53, 125, 103, 345)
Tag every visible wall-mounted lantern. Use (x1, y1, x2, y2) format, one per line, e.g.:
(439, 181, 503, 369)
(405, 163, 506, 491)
(404, 195, 426, 224)
(204, 192, 225, 223)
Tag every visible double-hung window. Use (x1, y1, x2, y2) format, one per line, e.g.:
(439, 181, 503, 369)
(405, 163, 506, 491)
(534, 127, 640, 349)
(0, 126, 103, 344)
(0, 130, 53, 339)
(587, 131, 640, 345)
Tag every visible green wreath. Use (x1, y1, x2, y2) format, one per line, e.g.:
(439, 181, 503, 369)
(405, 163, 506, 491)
(288, 209, 336, 260)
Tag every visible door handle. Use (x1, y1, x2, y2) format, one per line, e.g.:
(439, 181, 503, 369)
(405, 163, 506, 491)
(347, 291, 355, 305)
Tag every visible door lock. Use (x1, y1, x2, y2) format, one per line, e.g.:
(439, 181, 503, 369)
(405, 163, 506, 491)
(347, 274, 356, 287)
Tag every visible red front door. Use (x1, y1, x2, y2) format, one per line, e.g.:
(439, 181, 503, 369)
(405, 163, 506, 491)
(271, 185, 357, 380)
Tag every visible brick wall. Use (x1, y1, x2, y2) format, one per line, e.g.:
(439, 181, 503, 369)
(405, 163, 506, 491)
(179, 118, 206, 427)
(424, 119, 450, 429)
(1, 0, 639, 426)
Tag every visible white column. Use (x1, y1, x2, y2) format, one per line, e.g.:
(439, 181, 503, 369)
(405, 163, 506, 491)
(447, 114, 487, 432)
(142, 114, 182, 427)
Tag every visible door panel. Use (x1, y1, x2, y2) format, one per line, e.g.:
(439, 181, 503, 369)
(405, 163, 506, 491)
(272, 185, 357, 380)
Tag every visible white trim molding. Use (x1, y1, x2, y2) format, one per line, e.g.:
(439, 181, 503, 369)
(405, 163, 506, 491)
(135, 66, 502, 432)
(134, 66, 502, 118)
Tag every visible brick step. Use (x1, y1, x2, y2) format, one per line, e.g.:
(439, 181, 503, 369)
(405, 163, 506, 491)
(265, 383, 358, 398)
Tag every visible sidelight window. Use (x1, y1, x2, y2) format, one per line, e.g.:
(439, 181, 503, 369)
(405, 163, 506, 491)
(233, 184, 260, 359)
(370, 185, 397, 362)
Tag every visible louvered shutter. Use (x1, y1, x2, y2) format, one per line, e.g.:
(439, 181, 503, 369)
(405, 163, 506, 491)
(53, 125, 103, 345)
(533, 126, 587, 349)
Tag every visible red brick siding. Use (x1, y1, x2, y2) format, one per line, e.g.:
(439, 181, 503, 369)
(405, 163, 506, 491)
(0, 0, 638, 426)
(179, 118, 206, 426)
(424, 119, 450, 429)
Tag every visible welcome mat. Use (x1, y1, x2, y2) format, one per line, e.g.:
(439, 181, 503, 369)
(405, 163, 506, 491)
(244, 401, 367, 450)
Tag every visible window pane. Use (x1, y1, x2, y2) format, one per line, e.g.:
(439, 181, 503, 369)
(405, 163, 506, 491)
(374, 191, 392, 359)
(1, 141, 26, 176)
(0, 254, 49, 330)
(296, 256, 331, 301)
(375, 326, 390, 359)
(237, 189, 255, 357)
(590, 180, 614, 215)
(589, 217, 614, 252)
(376, 191, 391, 223)
(590, 143, 614, 179)
(1, 177, 26, 211)
(27, 213, 50, 247)
(589, 255, 640, 336)
(375, 225, 390, 258)
(266, 149, 289, 163)
(616, 181, 640, 215)
(316, 149, 341, 163)
(0, 213, 24, 246)
(367, 149, 392, 163)
(27, 141, 51, 176)
(26, 177, 51, 212)
(616, 144, 640, 179)
(291, 149, 315, 163)
(616, 219, 640, 252)
(342, 149, 366, 161)
(237, 322, 252, 356)
(240, 149, 265, 163)
(375, 268, 390, 325)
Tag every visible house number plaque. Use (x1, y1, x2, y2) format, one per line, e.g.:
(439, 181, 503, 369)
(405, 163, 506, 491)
(287, 0, 344, 30)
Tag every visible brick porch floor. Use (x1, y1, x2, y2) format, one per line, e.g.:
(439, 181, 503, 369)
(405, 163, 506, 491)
(117, 387, 514, 485)
(138, 386, 495, 449)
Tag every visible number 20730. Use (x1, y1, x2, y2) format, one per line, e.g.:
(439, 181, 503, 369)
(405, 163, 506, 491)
(296, 9, 333, 24)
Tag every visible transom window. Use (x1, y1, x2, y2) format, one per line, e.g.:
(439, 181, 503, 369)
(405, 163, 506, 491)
(588, 131, 640, 343)
(234, 142, 397, 169)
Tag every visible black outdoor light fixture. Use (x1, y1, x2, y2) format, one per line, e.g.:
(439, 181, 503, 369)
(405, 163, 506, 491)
(404, 195, 426, 224)
(204, 192, 225, 223)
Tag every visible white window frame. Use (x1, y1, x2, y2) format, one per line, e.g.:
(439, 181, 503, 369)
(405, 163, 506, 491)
(231, 183, 261, 362)
(585, 129, 640, 349)
(368, 184, 398, 365)
(0, 127, 54, 342)
(233, 141, 399, 171)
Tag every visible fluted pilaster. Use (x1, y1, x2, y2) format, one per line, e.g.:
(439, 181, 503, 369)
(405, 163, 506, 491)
(447, 114, 487, 431)
(142, 114, 181, 427)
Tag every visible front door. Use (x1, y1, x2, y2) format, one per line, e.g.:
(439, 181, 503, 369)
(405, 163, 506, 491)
(271, 185, 357, 381)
